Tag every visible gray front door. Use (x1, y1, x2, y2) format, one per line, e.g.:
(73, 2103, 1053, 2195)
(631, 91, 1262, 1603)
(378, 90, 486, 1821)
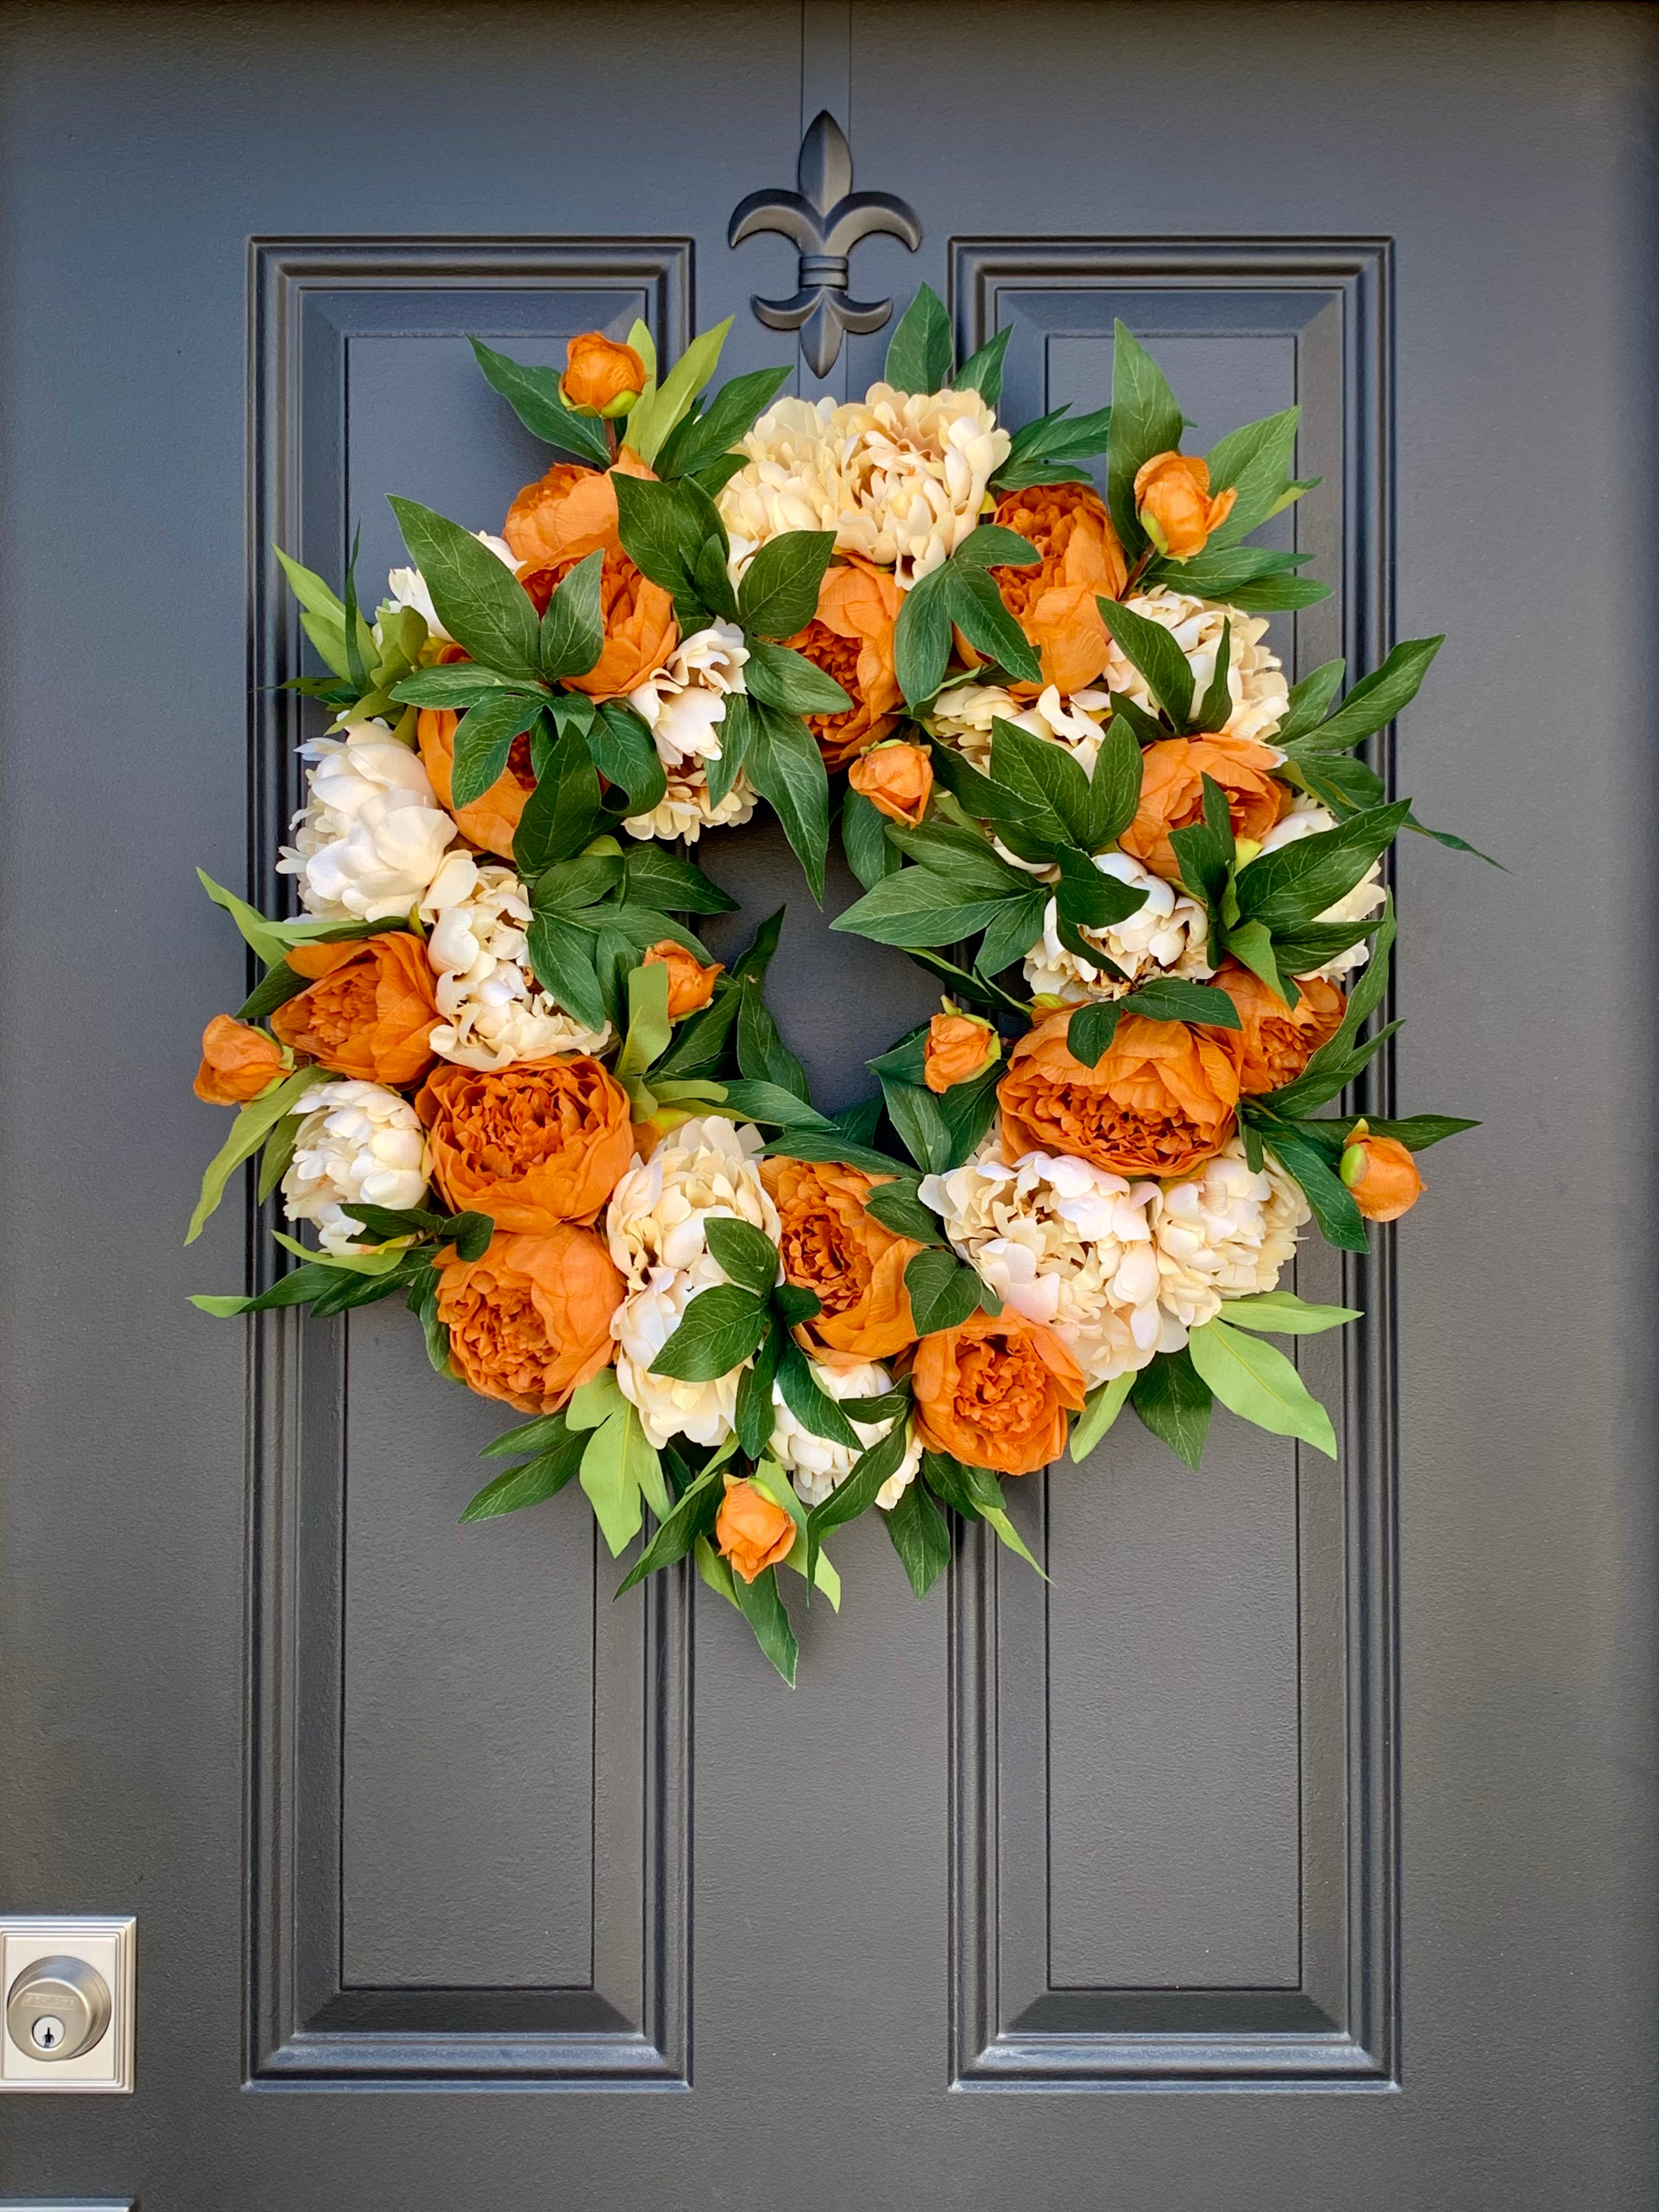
(2, 4, 1654, 2206)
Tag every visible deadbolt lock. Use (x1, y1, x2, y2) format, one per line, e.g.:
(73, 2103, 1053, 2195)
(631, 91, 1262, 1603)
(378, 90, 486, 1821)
(6, 1954, 112, 2062)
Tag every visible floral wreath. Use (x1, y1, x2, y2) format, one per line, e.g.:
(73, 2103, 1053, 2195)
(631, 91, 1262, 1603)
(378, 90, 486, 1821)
(187, 290, 1483, 1680)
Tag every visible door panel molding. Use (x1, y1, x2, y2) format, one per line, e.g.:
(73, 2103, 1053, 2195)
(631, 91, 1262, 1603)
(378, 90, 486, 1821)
(243, 243, 693, 2087)
(946, 239, 1399, 2089)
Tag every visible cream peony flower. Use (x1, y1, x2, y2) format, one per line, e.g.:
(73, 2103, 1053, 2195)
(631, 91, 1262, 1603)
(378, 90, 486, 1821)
(622, 763, 757, 845)
(1150, 1138, 1310, 1336)
(386, 532, 518, 645)
(629, 620, 749, 764)
(1023, 852, 1213, 1002)
(606, 1116, 781, 1451)
(919, 1142, 1165, 1387)
(928, 681, 1114, 777)
(1252, 796, 1386, 979)
(719, 383, 1011, 589)
(770, 1358, 921, 1512)
(421, 859, 611, 1071)
(282, 1079, 430, 1255)
(277, 720, 458, 921)
(1104, 589, 1289, 746)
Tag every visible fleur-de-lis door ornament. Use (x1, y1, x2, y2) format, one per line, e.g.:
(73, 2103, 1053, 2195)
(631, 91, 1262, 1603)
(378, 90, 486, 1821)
(728, 110, 922, 377)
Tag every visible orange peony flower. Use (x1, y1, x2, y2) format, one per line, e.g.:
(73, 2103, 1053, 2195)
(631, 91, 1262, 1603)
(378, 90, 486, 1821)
(783, 556, 904, 766)
(1340, 1124, 1426, 1222)
(911, 1308, 1085, 1477)
(416, 1056, 636, 1231)
(1119, 734, 1290, 883)
(714, 1474, 797, 1584)
(518, 547, 677, 701)
(1215, 959, 1345, 1097)
(417, 644, 534, 860)
(560, 331, 647, 416)
(923, 1012, 1000, 1094)
(983, 483, 1130, 695)
(501, 447, 654, 572)
(436, 1226, 622, 1414)
(998, 1007, 1243, 1179)
(848, 740, 932, 826)
(270, 933, 440, 1087)
(643, 939, 722, 1019)
(1133, 451, 1238, 561)
(194, 1013, 286, 1104)
(759, 1155, 920, 1368)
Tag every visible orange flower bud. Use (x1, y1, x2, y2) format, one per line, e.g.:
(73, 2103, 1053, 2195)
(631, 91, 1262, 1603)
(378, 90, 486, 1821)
(714, 1475, 797, 1584)
(560, 331, 647, 417)
(1132, 451, 1238, 561)
(642, 940, 723, 1019)
(923, 1012, 1000, 1094)
(848, 741, 933, 827)
(194, 1014, 286, 1104)
(1339, 1125, 1426, 1222)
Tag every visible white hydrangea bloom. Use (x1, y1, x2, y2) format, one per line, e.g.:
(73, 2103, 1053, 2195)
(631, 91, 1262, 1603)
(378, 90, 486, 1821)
(719, 383, 1011, 589)
(770, 1358, 921, 1513)
(1103, 589, 1289, 747)
(1150, 1139, 1310, 1336)
(277, 719, 458, 921)
(928, 681, 1114, 777)
(1252, 796, 1386, 979)
(282, 1080, 430, 1255)
(919, 1142, 1165, 1388)
(628, 621, 749, 765)
(606, 1116, 781, 1451)
(386, 532, 518, 644)
(1023, 852, 1213, 1002)
(421, 860, 611, 1071)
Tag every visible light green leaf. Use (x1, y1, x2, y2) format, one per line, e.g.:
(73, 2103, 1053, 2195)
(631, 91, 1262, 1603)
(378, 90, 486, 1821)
(565, 1367, 623, 1433)
(578, 1402, 648, 1556)
(186, 1064, 330, 1245)
(616, 957, 672, 1080)
(270, 1230, 408, 1276)
(1217, 1291, 1362, 1336)
(1070, 1372, 1135, 1462)
(628, 317, 733, 466)
(1186, 1317, 1338, 1458)
(693, 1532, 741, 1609)
(752, 1460, 840, 1611)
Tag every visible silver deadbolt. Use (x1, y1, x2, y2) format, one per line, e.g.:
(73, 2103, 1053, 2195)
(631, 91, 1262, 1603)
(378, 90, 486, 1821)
(5, 1955, 112, 2063)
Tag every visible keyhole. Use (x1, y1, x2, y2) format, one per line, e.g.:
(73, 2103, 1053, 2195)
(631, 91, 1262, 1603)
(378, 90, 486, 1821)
(30, 2014, 65, 2051)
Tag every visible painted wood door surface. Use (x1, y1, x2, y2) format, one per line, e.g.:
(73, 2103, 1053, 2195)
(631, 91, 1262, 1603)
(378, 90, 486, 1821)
(1, 4, 1654, 2205)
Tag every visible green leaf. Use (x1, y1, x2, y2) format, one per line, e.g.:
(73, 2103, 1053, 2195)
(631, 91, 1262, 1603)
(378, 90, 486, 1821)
(614, 956, 672, 1081)
(1105, 320, 1183, 553)
(480, 1409, 573, 1460)
(1187, 1317, 1336, 1458)
(693, 1532, 741, 1608)
(1125, 977, 1240, 1028)
(776, 1338, 862, 1450)
(651, 1282, 770, 1381)
(945, 563, 1042, 686)
(877, 1075, 952, 1175)
(743, 637, 851, 716)
(884, 1476, 952, 1598)
(273, 544, 344, 625)
(736, 531, 837, 640)
(704, 1215, 780, 1299)
(523, 913, 608, 1034)
(341, 1201, 492, 1261)
(1090, 718, 1146, 847)
(745, 703, 831, 904)
(564, 1367, 623, 1432)
(904, 1247, 996, 1334)
(1219, 1291, 1361, 1335)
(196, 870, 293, 968)
(1203, 406, 1301, 546)
(392, 665, 543, 710)
(841, 787, 900, 890)
(736, 980, 811, 1102)
(884, 281, 953, 394)
(988, 716, 1093, 848)
(468, 337, 612, 465)
(953, 324, 1012, 405)
(578, 1402, 646, 1557)
(992, 402, 1114, 493)
(893, 565, 953, 709)
(862, 1180, 947, 1246)
(1222, 576, 1333, 614)
(1312, 637, 1444, 752)
(655, 364, 791, 479)
(626, 316, 733, 469)
(1235, 800, 1410, 930)
(1341, 1113, 1477, 1152)
(1259, 1124, 1369, 1252)
(833, 866, 1024, 951)
(616, 1466, 723, 1594)
(732, 1563, 798, 1684)
(1096, 594, 1194, 727)
(537, 548, 605, 681)
(1275, 659, 1348, 746)
(448, 691, 543, 811)
(1130, 1350, 1213, 1469)
(735, 1325, 785, 1462)
(1069, 1372, 1136, 1462)
(1192, 616, 1233, 733)
(386, 495, 541, 680)
(714, 1077, 827, 1128)
(579, 698, 664, 820)
(186, 1064, 330, 1245)
(460, 1433, 585, 1521)
(803, 1417, 914, 1592)
(514, 721, 603, 876)
(611, 471, 692, 595)
(620, 845, 738, 916)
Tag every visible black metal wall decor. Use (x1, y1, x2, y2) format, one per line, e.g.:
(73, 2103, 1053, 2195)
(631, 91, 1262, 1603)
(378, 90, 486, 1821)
(727, 110, 921, 375)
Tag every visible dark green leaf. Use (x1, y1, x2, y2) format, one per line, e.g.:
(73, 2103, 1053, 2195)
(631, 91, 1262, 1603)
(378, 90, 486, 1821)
(831, 1092, 886, 1146)
(1125, 976, 1240, 1029)
(1260, 1122, 1369, 1251)
(460, 1434, 585, 1521)
(1052, 845, 1151, 932)
(992, 402, 1114, 493)
(1303, 1111, 1477, 1153)
(588, 698, 668, 819)
(612, 472, 693, 596)
(737, 977, 811, 1101)
(392, 664, 545, 710)
(953, 325, 1012, 405)
(884, 281, 953, 394)
(736, 530, 837, 640)
(905, 1247, 995, 1334)
(236, 962, 309, 1023)
(1312, 636, 1444, 752)
(1235, 800, 1409, 930)
(1105, 320, 1183, 552)
(1096, 594, 1194, 727)
(651, 1282, 770, 1382)
(715, 1076, 828, 1127)
(732, 1564, 798, 1684)
(743, 637, 851, 715)
(445, 692, 539, 811)
(706, 689, 756, 806)
(514, 719, 602, 875)
(704, 1215, 780, 1299)
(1275, 659, 1347, 745)
(1223, 577, 1333, 613)
(841, 787, 900, 890)
(387, 495, 541, 680)
(468, 337, 612, 465)
(538, 548, 605, 681)
(1203, 407, 1302, 546)
(745, 703, 831, 903)
(893, 564, 954, 709)
(1193, 617, 1233, 733)
(972, 889, 1049, 982)
(938, 1060, 1003, 1168)
(773, 1282, 823, 1328)
(615, 1466, 723, 1594)
(946, 563, 1041, 685)
(884, 1477, 952, 1599)
(862, 1180, 947, 1246)
(735, 1323, 784, 1461)
(620, 845, 738, 916)
(879, 1076, 953, 1175)
(523, 913, 607, 1032)
(1090, 718, 1145, 846)
(655, 364, 792, 478)
(777, 1337, 861, 1448)
(805, 1418, 913, 1592)
(1130, 1349, 1213, 1469)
